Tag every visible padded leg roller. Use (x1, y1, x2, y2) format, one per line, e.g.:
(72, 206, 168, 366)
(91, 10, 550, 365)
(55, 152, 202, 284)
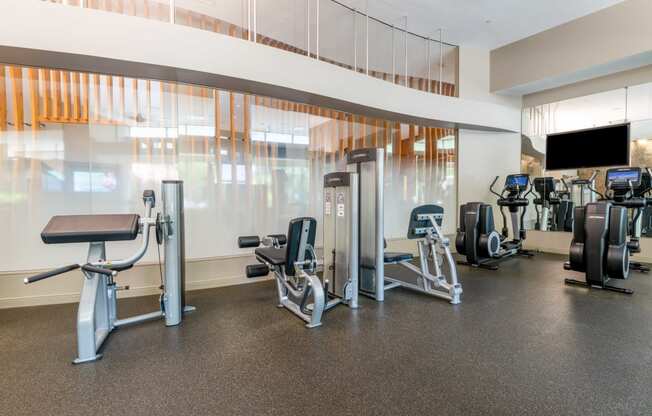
(246, 264, 270, 278)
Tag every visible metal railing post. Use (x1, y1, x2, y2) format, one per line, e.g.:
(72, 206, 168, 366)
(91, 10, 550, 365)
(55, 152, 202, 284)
(353, 8, 358, 71)
(253, 0, 257, 43)
(365, 0, 369, 75)
(307, 0, 311, 56)
(391, 25, 395, 83)
(438, 28, 443, 95)
(427, 37, 431, 92)
(404, 15, 408, 87)
(247, 0, 252, 41)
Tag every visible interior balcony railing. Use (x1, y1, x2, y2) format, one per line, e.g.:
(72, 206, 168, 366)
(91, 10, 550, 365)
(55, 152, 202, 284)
(43, 0, 458, 97)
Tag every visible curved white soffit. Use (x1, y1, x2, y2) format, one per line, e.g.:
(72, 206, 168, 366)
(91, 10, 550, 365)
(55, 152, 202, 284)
(0, 1, 519, 133)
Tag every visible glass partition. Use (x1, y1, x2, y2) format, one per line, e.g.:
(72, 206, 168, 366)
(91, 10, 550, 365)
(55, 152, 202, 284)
(175, 0, 247, 37)
(367, 18, 393, 82)
(257, 0, 310, 56)
(0, 63, 458, 272)
(42, 0, 458, 97)
(318, 0, 355, 68)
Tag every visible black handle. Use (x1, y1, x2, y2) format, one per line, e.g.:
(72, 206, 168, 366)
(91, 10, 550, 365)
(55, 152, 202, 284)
(268, 234, 287, 246)
(24, 264, 80, 284)
(143, 189, 156, 208)
(81, 264, 116, 277)
(238, 236, 261, 248)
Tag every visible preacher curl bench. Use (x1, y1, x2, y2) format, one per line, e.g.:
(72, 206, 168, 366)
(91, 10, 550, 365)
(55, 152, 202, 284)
(25, 181, 195, 363)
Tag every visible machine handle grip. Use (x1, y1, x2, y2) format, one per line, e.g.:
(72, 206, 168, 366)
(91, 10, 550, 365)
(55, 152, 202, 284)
(81, 264, 116, 277)
(489, 176, 503, 199)
(24, 264, 80, 284)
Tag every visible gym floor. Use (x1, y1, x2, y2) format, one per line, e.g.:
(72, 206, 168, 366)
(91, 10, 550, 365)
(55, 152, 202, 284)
(2, 253, 652, 415)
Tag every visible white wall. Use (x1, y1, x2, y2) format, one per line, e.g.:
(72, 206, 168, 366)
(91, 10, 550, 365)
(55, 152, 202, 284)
(491, 0, 652, 95)
(457, 47, 523, 236)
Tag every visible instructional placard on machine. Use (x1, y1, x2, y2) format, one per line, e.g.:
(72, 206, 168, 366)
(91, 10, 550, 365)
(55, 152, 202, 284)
(336, 192, 345, 217)
(325, 193, 332, 215)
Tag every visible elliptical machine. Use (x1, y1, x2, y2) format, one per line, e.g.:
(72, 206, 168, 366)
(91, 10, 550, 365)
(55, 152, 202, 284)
(601, 167, 652, 273)
(456, 174, 535, 270)
(532, 177, 561, 231)
(564, 200, 631, 294)
(554, 178, 574, 232)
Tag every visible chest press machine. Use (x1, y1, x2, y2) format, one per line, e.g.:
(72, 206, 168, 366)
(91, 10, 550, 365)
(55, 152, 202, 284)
(24, 181, 194, 363)
(346, 148, 462, 304)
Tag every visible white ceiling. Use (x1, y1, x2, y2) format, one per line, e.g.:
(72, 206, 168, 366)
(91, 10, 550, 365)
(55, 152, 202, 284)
(340, 0, 625, 49)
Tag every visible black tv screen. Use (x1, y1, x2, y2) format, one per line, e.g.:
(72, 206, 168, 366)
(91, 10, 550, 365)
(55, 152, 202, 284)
(545, 123, 630, 170)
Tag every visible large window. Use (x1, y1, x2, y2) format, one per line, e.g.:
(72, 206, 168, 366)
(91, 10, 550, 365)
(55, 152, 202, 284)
(0, 64, 457, 271)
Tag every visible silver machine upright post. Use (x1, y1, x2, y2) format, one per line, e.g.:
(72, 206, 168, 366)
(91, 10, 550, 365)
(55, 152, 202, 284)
(347, 148, 386, 301)
(162, 180, 194, 326)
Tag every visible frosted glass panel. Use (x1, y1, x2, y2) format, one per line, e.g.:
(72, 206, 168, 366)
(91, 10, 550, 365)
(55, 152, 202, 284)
(0, 64, 457, 271)
(257, 0, 309, 56)
(175, 0, 247, 38)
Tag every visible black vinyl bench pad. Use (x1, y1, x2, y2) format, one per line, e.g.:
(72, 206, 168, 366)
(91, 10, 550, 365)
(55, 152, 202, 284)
(384, 252, 413, 263)
(255, 247, 287, 266)
(41, 214, 140, 244)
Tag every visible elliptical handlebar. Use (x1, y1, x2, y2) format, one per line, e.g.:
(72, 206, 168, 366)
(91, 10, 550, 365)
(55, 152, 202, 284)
(588, 179, 606, 200)
(489, 176, 503, 199)
(588, 170, 598, 183)
(523, 177, 534, 199)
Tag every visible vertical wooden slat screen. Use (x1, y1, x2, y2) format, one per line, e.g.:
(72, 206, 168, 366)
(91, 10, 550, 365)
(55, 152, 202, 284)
(62, 71, 70, 121)
(0, 66, 6, 131)
(118, 76, 125, 122)
(92, 74, 100, 121)
(106, 75, 114, 122)
(81, 73, 89, 122)
(229, 92, 236, 161)
(72, 72, 81, 121)
(9, 67, 24, 130)
(27, 68, 39, 130)
(51, 70, 61, 120)
(39, 69, 50, 120)
(243, 94, 251, 156)
(131, 78, 139, 123)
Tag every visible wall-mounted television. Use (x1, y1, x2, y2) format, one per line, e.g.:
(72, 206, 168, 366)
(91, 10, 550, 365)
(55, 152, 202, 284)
(545, 123, 630, 171)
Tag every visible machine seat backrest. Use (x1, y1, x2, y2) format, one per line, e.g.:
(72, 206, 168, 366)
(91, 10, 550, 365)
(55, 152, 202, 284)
(285, 217, 317, 276)
(407, 205, 444, 239)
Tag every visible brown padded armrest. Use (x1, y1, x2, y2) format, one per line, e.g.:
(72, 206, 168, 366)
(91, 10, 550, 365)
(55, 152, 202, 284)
(41, 214, 140, 244)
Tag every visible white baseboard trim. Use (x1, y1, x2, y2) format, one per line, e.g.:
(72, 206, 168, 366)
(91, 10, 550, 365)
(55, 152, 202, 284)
(0, 274, 272, 310)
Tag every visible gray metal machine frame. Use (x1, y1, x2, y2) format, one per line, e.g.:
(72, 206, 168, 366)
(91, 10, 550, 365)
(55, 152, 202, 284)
(26, 181, 194, 364)
(347, 147, 462, 304)
(250, 172, 360, 328)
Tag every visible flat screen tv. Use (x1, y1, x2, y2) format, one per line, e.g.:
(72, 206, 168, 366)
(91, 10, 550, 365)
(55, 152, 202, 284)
(545, 123, 630, 171)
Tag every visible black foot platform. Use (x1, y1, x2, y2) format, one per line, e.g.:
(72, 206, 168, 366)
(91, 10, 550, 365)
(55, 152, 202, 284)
(630, 262, 650, 273)
(456, 260, 499, 271)
(564, 278, 634, 295)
